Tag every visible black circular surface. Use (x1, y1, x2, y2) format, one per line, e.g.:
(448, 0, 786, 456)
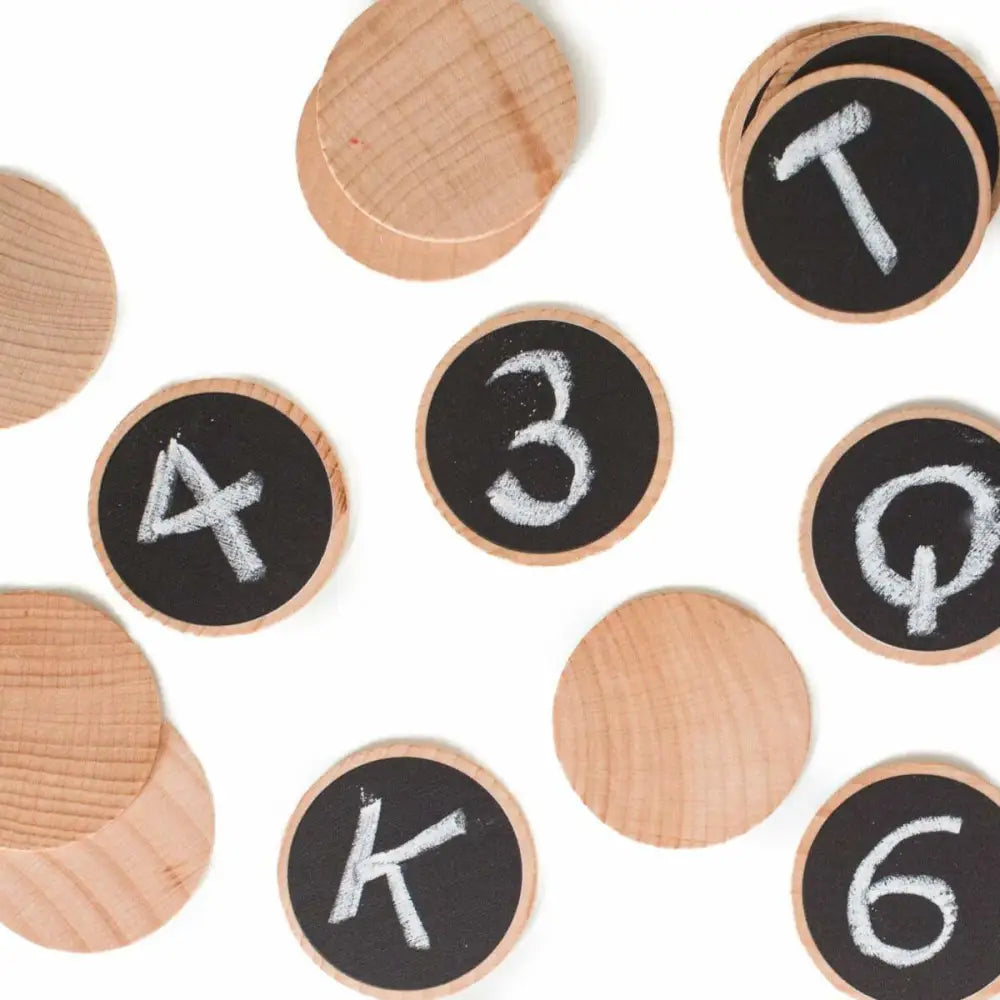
(97, 390, 334, 627)
(802, 771, 1000, 1000)
(285, 756, 524, 992)
(424, 318, 662, 556)
(811, 415, 1000, 653)
(742, 74, 982, 315)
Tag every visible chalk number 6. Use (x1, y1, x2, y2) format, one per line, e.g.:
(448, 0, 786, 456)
(847, 815, 963, 968)
(486, 350, 594, 527)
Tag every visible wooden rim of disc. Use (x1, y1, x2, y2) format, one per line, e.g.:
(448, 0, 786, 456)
(792, 760, 1000, 1000)
(0, 723, 214, 952)
(316, 0, 577, 243)
(0, 590, 163, 851)
(297, 85, 540, 279)
(801, 403, 1000, 664)
(731, 64, 991, 324)
(278, 741, 537, 999)
(0, 173, 116, 429)
(89, 378, 349, 636)
(719, 21, 857, 185)
(757, 22, 1000, 214)
(415, 306, 673, 566)
(553, 590, 811, 848)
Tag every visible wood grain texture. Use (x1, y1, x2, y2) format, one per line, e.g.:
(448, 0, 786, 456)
(0, 592, 162, 850)
(278, 741, 537, 999)
(0, 724, 213, 952)
(553, 591, 811, 847)
(316, 0, 577, 242)
(297, 86, 540, 279)
(0, 174, 115, 428)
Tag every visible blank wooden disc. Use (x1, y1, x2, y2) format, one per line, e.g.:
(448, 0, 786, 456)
(297, 86, 540, 279)
(0, 174, 115, 428)
(316, 0, 577, 243)
(553, 591, 811, 847)
(0, 592, 163, 850)
(0, 724, 214, 952)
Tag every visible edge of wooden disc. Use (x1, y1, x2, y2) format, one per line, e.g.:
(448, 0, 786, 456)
(297, 86, 541, 280)
(801, 403, 1000, 664)
(89, 377, 350, 636)
(792, 760, 1000, 1000)
(416, 307, 673, 566)
(0, 722, 214, 952)
(730, 64, 992, 323)
(756, 22, 1000, 214)
(278, 741, 537, 999)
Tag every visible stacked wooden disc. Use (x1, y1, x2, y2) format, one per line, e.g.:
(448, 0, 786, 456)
(297, 0, 578, 280)
(0, 592, 213, 951)
(723, 22, 1000, 321)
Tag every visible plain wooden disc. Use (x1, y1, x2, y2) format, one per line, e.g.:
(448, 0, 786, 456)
(297, 86, 540, 279)
(0, 723, 214, 952)
(316, 0, 577, 243)
(278, 742, 537, 998)
(0, 591, 163, 850)
(553, 591, 811, 847)
(0, 174, 115, 428)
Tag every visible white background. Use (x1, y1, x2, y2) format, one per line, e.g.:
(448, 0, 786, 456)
(1, 0, 999, 996)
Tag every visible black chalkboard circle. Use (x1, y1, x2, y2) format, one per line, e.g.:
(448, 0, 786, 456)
(732, 65, 991, 322)
(278, 743, 536, 997)
(802, 405, 1000, 664)
(417, 308, 672, 565)
(90, 378, 349, 635)
(794, 761, 1000, 1000)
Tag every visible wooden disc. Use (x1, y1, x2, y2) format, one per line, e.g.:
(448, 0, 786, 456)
(297, 86, 540, 279)
(0, 174, 115, 428)
(793, 761, 1000, 1000)
(731, 65, 990, 322)
(316, 0, 577, 243)
(0, 724, 214, 952)
(802, 405, 1000, 664)
(553, 591, 811, 847)
(0, 591, 162, 850)
(90, 378, 349, 635)
(417, 307, 672, 565)
(278, 742, 536, 998)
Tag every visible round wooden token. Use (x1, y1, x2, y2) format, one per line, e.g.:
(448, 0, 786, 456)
(297, 86, 541, 279)
(0, 174, 115, 428)
(553, 591, 811, 847)
(417, 308, 672, 565)
(756, 23, 1000, 213)
(802, 405, 1000, 664)
(0, 591, 162, 851)
(278, 742, 536, 998)
(794, 761, 1000, 1000)
(0, 723, 213, 952)
(316, 0, 577, 243)
(90, 378, 349, 635)
(731, 65, 990, 322)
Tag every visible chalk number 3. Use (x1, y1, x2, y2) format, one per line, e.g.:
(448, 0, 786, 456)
(486, 350, 594, 527)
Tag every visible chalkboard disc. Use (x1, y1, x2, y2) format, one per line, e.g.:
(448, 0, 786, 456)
(553, 591, 811, 847)
(794, 762, 1000, 1000)
(316, 0, 577, 243)
(0, 174, 115, 428)
(417, 308, 672, 564)
(0, 724, 214, 952)
(803, 406, 1000, 664)
(759, 23, 1000, 213)
(278, 743, 536, 997)
(91, 379, 348, 634)
(0, 592, 163, 850)
(297, 86, 541, 280)
(732, 65, 990, 321)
